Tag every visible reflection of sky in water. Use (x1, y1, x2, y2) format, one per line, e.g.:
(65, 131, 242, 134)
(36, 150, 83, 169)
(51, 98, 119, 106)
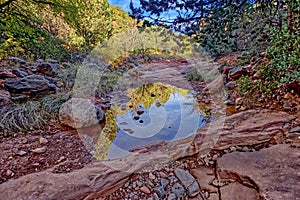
(108, 92, 210, 160)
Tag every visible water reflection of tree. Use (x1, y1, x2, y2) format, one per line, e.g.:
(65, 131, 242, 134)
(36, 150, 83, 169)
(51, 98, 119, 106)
(93, 82, 212, 160)
(127, 82, 189, 112)
(94, 110, 117, 160)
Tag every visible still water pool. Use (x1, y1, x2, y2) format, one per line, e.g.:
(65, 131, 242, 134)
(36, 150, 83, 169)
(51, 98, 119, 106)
(96, 82, 213, 160)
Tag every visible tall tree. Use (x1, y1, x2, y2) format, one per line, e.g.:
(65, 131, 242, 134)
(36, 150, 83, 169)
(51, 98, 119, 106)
(131, 0, 299, 55)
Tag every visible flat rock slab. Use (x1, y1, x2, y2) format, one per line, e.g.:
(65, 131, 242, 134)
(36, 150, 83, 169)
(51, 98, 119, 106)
(190, 167, 217, 193)
(0, 162, 130, 200)
(217, 144, 300, 200)
(220, 182, 260, 200)
(212, 109, 296, 150)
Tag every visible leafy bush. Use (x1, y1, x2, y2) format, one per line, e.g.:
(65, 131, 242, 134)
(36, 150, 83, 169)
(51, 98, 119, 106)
(0, 18, 68, 60)
(265, 23, 300, 86)
(186, 69, 205, 82)
(236, 75, 275, 99)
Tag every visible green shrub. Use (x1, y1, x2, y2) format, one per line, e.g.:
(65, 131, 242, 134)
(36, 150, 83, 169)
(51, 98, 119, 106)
(186, 69, 205, 82)
(236, 75, 275, 99)
(266, 23, 300, 86)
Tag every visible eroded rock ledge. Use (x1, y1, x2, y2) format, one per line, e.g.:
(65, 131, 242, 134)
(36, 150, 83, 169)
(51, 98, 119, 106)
(0, 109, 296, 200)
(217, 144, 300, 200)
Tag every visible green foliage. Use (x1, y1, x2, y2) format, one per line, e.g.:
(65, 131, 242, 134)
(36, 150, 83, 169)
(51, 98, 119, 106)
(111, 5, 136, 35)
(96, 25, 201, 66)
(266, 23, 300, 86)
(0, 0, 77, 60)
(236, 74, 276, 99)
(200, 3, 269, 55)
(0, 15, 67, 60)
(72, 0, 113, 50)
(96, 71, 121, 97)
(186, 69, 205, 82)
(0, 0, 135, 59)
(236, 75, 253, 98)
(41, 93, 71, 117)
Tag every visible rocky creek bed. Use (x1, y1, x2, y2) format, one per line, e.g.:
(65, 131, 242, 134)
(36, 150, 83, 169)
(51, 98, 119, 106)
(0, 56, 299, 200)
(0, 109, 299, 200)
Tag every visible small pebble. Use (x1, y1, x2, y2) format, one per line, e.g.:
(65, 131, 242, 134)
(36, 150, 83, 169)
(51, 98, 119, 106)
(167, 193, 177, 200)
(283, 123, 290, 129)
(20, 138, 28, 144)
(137, 181, 143, 187)
(132, 181, 137, 188)
(153, 186, 166, 199)
(16, 150, 27, 156)
(204, 191, 209, 198)
(161, 178, 169, 189)
(6, 169, 14, 177)
(159, 171, 168, 178)
(290, 126, 300, 133)
(146, 180, 154, 187)
(140, 186, 151, 194)
(153, 193, 159, 200)
(31, 147, 47, 154)
(212, 154, 218, 161)
(57, 156, 65, 163)
(230, 146, 237, 152)
(39, 137, 48, 145)
(171, 183, 185, 198)
(124, 181, 130, 188)
(242, 146, 251, 152)
(149, 172, 156, 180)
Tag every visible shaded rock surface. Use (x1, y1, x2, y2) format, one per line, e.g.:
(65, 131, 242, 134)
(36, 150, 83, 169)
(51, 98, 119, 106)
(228, 66, 248, 80)
(4, 75, 56, 96)
(59, 98, 105, 129)
(0, 68, 17, 79)
(7, 56, 26, 64)
(36, 62, 58, 77)
(217, 144, 300, 200)
(212, 109, 295, 150)
(12, 69, 28, 77)
(0, 89, 10, 108)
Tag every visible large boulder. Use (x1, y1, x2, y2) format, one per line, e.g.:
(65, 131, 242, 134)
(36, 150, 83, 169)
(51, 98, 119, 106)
(59, 98, 105, 129)
(4, 75, 56, 96)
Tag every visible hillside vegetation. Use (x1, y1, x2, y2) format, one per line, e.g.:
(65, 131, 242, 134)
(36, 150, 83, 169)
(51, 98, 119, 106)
(0, 0, 135, 60)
